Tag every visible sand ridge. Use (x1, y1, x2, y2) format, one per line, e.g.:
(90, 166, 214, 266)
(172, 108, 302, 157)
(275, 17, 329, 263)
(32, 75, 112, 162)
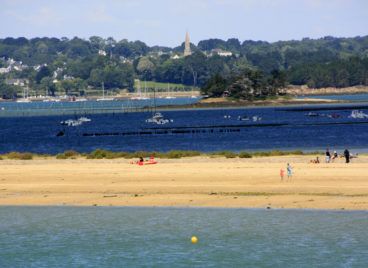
(0, 156, 367, 210)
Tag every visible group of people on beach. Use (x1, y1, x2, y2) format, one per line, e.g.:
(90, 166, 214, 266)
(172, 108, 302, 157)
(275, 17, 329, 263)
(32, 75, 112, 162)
(131, 156, 157, 165)
(325, 148, 353, 163)
(310, 148, 353, 164)
(280, 163, 293, 181)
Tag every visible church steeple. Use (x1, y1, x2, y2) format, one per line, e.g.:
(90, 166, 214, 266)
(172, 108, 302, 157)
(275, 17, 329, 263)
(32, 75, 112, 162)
(184, 31, 192, 56)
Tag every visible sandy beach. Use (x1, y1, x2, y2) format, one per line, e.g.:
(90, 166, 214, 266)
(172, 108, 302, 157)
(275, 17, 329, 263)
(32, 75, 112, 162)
(1, 155, 367, 210)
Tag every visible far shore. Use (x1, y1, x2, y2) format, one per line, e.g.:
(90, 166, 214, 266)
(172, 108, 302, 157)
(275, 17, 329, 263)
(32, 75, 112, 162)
(286, 85, 368, 96)
(1, 155, 367, 210)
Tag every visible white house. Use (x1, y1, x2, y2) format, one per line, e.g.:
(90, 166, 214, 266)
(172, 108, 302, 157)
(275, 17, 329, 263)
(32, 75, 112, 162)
(98, 50, 107, 56)
(0, 67, 11, 74)
(211, 49, 233, 57)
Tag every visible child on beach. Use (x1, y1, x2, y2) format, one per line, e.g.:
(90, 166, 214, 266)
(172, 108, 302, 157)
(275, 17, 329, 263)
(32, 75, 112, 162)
(280, 168, 285, 181)
(287, 163, 293, 180)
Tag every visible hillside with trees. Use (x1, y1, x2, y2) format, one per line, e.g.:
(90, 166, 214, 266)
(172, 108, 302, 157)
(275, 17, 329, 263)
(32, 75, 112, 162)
(0, 35, 367, 99)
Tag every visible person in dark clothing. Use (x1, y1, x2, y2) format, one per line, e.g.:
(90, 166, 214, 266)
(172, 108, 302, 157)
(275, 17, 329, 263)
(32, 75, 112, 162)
(325, 149, 331, 163)
(344, 149, 350, 163)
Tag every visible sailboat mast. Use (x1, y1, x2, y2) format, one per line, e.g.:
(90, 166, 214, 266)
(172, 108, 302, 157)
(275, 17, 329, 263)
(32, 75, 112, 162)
(102, 82, 105, 99)
(144, 80, 147, 98)
(153, 87, 156, 113)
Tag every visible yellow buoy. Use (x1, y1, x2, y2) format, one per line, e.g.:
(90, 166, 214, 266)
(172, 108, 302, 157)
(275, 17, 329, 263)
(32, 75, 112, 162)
(191, 236, 198, 244)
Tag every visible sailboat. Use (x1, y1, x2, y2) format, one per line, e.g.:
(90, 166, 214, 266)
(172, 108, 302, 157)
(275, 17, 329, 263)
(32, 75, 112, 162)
(97, 82, 114, 101)
(190, 86, 198, 98)
(16, 86, 31, 103)
(131, 80, 149, 100)
(146, 88, 173, 124)
(165, 83, 176, 99)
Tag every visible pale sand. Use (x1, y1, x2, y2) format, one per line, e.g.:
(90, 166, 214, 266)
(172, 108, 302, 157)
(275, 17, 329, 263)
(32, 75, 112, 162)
(0, 156, 367, 210)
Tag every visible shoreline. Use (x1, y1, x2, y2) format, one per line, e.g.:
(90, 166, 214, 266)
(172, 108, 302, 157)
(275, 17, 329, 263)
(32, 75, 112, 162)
(1, 204, 367, 212)
(286, 86, 368, 96)
(158, 97, 345, 110)
(1, 156, 367, 210)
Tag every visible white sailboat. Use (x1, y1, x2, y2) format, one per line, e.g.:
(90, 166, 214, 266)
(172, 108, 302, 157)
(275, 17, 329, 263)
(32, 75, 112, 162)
(97, 82, 114, 101)
(190, 86, 198, 98)
(131, 80, 149, 100)
(16, 86, 31, 103)
(165, 83, 176, 99)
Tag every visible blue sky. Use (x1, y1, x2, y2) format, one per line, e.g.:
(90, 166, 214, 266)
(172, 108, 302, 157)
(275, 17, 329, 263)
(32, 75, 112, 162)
(1, 0, 367, 47)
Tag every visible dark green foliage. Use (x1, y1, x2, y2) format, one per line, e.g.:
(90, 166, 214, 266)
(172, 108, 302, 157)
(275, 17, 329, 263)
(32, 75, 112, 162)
(0, 79, 18, 99)
(0, 35, 368, 94)
(288, 57, 368, 88)
(202, 74, 229, 97)
(202, 68, 287, 100)
(35, 66, 52, 83)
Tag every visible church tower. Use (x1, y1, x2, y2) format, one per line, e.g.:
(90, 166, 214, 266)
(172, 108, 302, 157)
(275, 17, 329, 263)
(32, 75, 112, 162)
(184, 31, 192, 57)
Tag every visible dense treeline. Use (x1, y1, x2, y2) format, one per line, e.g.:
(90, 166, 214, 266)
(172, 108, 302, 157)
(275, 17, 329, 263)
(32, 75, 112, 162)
(202, 69, 287, 100)
(0, 35, 367, 97)
(288, 57, 368, 88)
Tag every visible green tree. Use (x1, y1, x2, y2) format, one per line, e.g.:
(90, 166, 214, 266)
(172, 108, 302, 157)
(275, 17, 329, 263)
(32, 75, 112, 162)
(40, 77, 56, 96)
(0, 80, 18, 99)
(136, 57, 155, 80)
(35, 66, 52, 84)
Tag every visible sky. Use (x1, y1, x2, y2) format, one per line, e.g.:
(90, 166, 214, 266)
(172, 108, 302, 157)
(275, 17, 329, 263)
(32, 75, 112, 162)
(0, 0, 367, 47)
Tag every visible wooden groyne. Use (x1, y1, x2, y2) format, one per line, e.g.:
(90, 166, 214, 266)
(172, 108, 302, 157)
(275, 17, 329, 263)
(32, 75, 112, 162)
(70, 121, 368, 138)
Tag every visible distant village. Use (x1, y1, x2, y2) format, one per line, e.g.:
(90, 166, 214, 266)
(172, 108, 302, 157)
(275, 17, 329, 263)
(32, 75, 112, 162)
(1, 33, 367, 101)
(0, 32, 234, 100)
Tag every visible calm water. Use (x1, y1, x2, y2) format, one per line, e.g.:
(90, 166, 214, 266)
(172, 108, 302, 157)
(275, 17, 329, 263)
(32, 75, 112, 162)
(1, 104, 368, 153)
(0, 98, 200, 117)
(0, 207, 367, 267)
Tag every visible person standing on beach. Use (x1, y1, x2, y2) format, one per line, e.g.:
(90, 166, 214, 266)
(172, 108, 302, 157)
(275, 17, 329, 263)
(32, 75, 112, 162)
(280, 168, 285, 181)
(287, 163, 293, 181)
(344, 149, 350, 163)
(325, 148, 331, 163)
(331, 151, 338, 162)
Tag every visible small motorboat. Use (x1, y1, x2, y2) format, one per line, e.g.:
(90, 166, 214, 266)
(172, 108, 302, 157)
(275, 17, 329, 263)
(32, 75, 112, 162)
(238, 115, 250, 121)
(252, 115, 262, 122)
(238, 115, 262, 122)
(326, 113, 341, 119)
(60, 119, 82, 127)
(146, 112, 173, 125)
(78, 117, 91, 122)
(305, 112, 319, 117)
(349, 110, 368, 119)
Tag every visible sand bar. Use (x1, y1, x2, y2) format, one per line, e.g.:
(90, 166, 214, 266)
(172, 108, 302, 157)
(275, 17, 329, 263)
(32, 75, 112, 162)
(0, 156, 367, 210)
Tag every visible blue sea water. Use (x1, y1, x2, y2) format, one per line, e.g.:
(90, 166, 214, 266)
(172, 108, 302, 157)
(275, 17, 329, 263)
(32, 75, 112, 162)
(0, 98, 200, 117)
(1, 103, 368, 153)
(0, 207, 367, 267)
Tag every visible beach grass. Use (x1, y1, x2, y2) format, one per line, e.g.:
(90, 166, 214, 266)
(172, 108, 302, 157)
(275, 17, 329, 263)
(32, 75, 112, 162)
(5, 152, 34, 160)
(0, 149, 323, 160)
